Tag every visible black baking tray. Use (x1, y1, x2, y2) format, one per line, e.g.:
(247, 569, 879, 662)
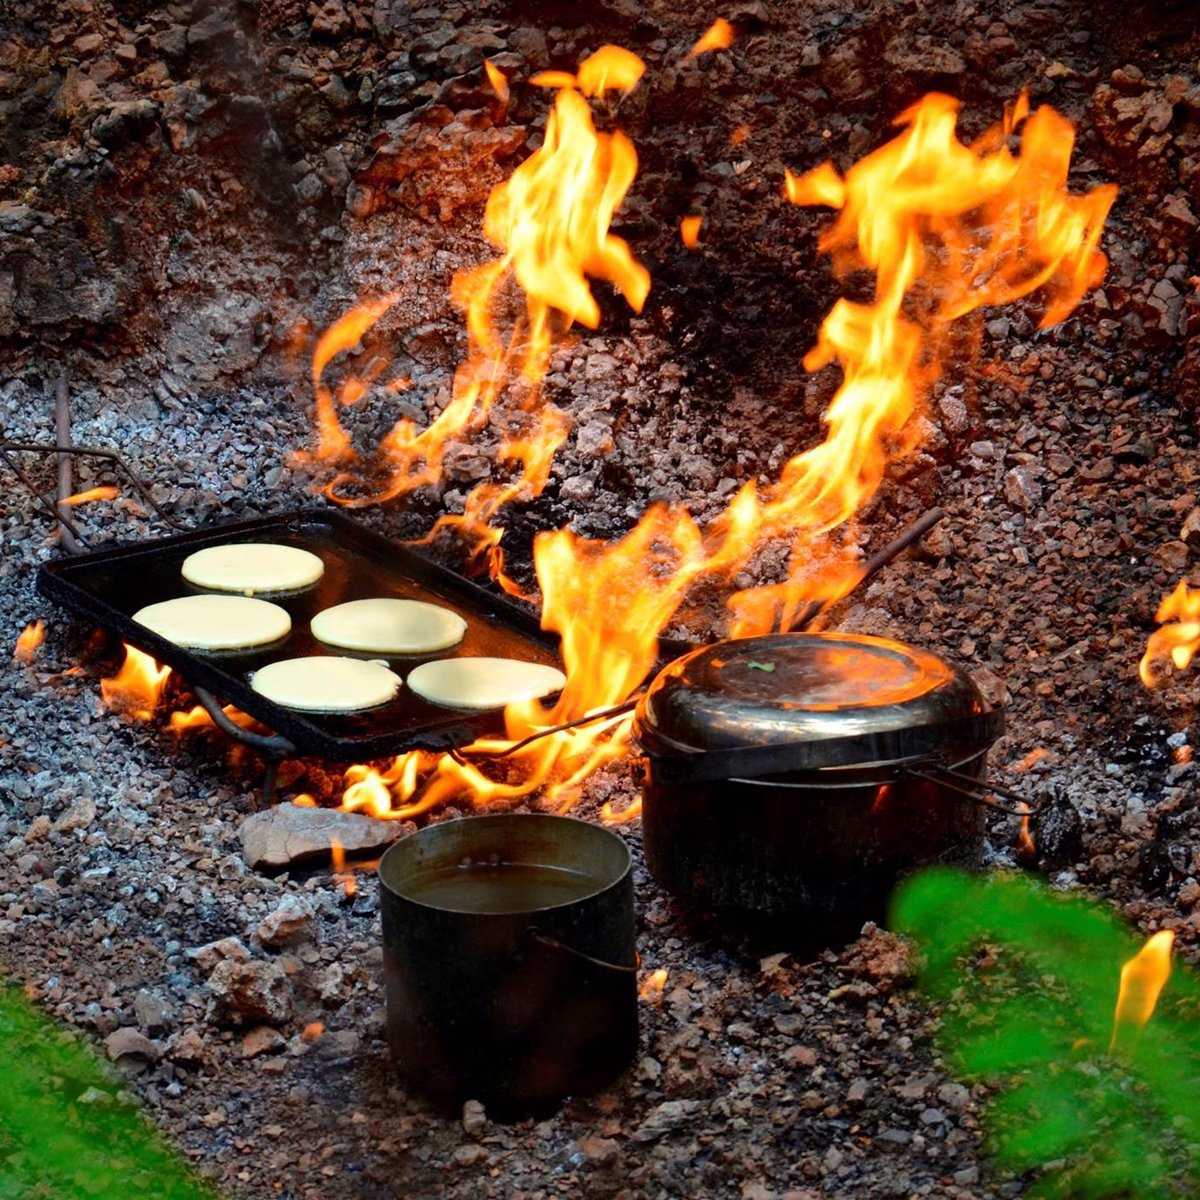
(36, 509, 563, 760)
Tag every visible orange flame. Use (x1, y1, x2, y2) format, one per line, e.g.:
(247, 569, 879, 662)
(60, 485, 120, 507)
(532, 45, 646, 98)
(1016, 801, 1036, 859)
(639, 967, 669, 1004)
(308, 48, 648, 582)
(680, 215, 703, 247)
(484, 59, 509, 105)
(167, 703, 257, 733)
(14, 620, 45, 664)
(1110, 929, 1174, 1055)
(303, 89, 1110, 823)
(330, 837, 356, 897)
(100, 644, 171, 721)
(1139, 579, 1200, 686)
(690, 18, 735, 57)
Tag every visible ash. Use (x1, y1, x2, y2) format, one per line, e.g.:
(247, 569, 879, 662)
(2, 1, 1200, 1197)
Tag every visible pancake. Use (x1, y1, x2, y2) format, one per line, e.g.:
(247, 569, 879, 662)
(132, 595, 292, 651)
(406, 657, 566, 711)
(311, 598, 467, 655)
(251, 656, 402, 712)
(181, 543, 324, 594)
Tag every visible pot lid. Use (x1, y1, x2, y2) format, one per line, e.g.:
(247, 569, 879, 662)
(636, 632, 994, 769)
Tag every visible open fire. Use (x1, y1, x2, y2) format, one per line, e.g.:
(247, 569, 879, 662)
(92, 50, 1116, 834)
(283, 74, 1114, 820)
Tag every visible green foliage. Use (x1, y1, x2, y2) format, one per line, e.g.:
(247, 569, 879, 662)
(892, 869, 1200, 1198)
(0, 981, 220, 1200)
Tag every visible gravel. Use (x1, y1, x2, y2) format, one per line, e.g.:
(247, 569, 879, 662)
(2, 0, 1200, 1196)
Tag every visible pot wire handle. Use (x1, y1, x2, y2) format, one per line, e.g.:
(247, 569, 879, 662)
(524, 929, 638, 977)
(903, 762, 1043, 819)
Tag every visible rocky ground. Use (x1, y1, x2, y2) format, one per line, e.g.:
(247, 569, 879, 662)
(3, 0, 1200, 1196)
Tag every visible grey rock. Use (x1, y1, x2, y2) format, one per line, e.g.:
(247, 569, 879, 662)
(1004, 465, 1043, 510)
(207, 957, 294, 1027)
(633, 1099, 703, 1143)
(241, 803, 404, 870)
(188, 936, 251, 973)
(255, 894, 317, 949)
(462, 1098, 487, 1136)
(133, 989, 174, 1036)
(104, 1026, 161, 1065)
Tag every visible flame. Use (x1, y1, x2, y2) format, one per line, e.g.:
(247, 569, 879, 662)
(1016, 801, 1036, 859)
(1110, 929, 1174, 1055)
(484, 59, 509, 105)
(330, 837, 356, 897)
(1139, 579, 1200, 686)
(532, 45, 646, 98)
(61, 485, 119, 507)
(297, 89, 1110, 822)
(14, 620, 45, 664)
(168, 703, 257, 733)
(308, 47, 647, 581)
(690, 17, 735, 57)
(639, 967, 669, 1004)
(301, 1021, 325, 1043)
(100, 644, 171, 720)
(680, 215, 703, 247)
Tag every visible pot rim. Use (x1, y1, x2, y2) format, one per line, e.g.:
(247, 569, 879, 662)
(377, 812, 632, 917)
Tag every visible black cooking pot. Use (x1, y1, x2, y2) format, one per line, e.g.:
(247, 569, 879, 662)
(378, 813, 637, 1115)
(634, 632, 1003, 939)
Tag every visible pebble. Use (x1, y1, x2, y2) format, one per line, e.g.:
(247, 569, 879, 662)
(206, 958, 294, 1027)
(255, 894, 317, 949)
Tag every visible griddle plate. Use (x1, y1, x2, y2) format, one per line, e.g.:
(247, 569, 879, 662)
(37, 510, 562, 760)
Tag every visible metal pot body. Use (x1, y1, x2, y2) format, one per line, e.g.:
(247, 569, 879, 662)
(635, 632, 998, 936)
(378, 813, 637, 1114)
(639, 754, 985, 935)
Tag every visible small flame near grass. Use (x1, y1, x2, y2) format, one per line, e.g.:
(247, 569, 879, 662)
(1110, 929, 1174, 1056)
(14, 620, 45, 664)
(680, 215, 703, 247)
(1139, 579, 1200, 686)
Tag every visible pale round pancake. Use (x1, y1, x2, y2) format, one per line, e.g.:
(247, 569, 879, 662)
(181, 543, 324, 594)
(251, 656, 402, 712)
(311, 598, 467, 655)
(133, 595, 292, 650)
(407, 657, 567, 710)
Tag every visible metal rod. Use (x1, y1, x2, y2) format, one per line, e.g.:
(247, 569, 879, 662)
(261, 759, 280, 808)
(453, 696, 641, 760)
(0, 442, 187, 532)
(0, 442, 91, 547)
(786, 507, 946, 632)
(54, 375, 82, 555)
(904, 765, 1039, 819)
(926, 762, 1039, 811)
(192, 687, 297, 759)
